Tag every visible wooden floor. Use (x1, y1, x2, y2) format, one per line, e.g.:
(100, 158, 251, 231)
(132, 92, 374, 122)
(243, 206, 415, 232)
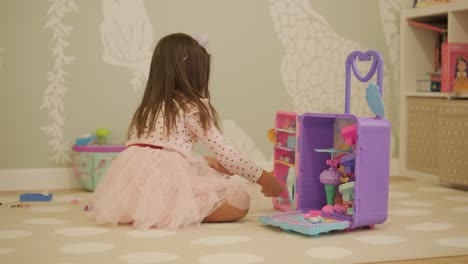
(373, 255, 468, 264)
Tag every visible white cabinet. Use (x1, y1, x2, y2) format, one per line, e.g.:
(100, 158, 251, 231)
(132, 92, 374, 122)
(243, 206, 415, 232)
(399, 1, 468, 186)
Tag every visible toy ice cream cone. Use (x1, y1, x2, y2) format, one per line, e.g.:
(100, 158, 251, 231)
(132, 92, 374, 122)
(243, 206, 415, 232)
(324, 184, 337, 205)
(319, 168, 341, 205)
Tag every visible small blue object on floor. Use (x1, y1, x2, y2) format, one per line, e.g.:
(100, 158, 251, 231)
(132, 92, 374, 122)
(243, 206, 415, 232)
(20, 193, 53, 202)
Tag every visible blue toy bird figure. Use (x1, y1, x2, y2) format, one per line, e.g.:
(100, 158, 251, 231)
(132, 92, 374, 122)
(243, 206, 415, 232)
(366, 82, 385, 118)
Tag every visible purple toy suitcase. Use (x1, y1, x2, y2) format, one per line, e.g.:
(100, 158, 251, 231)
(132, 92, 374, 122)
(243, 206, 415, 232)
(260, 50, 391, 236)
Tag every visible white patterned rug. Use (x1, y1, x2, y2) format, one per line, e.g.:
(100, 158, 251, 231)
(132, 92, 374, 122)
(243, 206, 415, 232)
(1, 176, 467, 264)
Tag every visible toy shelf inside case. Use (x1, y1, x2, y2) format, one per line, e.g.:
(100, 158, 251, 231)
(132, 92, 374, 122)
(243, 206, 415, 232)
(269, 111, 298, 212)
(260, 50, 391, 237)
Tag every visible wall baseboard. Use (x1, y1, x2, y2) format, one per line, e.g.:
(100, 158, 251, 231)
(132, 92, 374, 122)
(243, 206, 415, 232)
(390, 157, 399, 176)
(0, 158, 400, 191)
(0, 168, 80, 191)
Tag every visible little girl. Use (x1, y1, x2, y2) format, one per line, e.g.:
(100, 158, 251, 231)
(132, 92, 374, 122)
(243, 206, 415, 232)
(90, 33, 282, 230)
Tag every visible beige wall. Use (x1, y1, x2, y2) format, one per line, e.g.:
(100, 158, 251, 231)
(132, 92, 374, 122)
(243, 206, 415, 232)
(0, 0, 410, 169)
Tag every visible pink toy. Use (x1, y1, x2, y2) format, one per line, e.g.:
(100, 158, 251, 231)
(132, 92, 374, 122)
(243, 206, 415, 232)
(304, 210, 322, 219)
(309, 210, 322, 217)
(341, 124, 357, 145)
(333, 204, 347, 213)
(271, 111, 298, 212)
(304, 210, 324, 223)
(322, 205, 334, 213)
(326, 157, 341, 168)
(71, 199, 80, 204)
(84, 204, 92, 211)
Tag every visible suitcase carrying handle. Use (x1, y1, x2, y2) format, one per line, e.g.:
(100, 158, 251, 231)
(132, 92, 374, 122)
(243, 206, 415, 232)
(345, 50, 383, 114)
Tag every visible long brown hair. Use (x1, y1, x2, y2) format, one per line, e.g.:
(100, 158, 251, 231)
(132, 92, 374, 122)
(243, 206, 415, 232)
(128, 33, 219, 139)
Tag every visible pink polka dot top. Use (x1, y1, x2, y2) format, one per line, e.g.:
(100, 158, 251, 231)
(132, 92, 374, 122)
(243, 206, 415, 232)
(126, 100, 263, 183)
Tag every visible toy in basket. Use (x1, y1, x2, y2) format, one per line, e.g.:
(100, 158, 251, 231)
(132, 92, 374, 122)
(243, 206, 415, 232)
(72, 129, 125, 191)
(260, 50, 391, 237)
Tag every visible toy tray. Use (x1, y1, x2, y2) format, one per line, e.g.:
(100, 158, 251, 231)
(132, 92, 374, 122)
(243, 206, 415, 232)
(259, 210, 350, 236)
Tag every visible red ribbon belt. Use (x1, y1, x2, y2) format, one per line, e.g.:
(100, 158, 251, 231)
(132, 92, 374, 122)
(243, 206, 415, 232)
(127, 144, 163, 150)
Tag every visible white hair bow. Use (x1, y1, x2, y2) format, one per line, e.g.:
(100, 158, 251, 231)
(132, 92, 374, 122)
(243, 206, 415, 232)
(193, 33, 209, 49)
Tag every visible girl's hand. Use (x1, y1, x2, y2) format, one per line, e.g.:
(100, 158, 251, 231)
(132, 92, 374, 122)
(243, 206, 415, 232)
(204, 156, 234, 176)
(257, 170, 283, 197)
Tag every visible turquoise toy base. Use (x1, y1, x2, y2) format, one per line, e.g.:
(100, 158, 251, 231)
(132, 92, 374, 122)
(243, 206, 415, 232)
(259, 210, 350, 236)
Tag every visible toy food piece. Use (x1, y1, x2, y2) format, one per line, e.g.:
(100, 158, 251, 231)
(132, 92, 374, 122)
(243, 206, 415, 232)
(319, 168, 341, 205)
(267, 128, 276, 143)
(333, 204, 347, 213)
(95, 128, 110, 145)
(76, 133, 97, 146)
(304, 210, 323, 223)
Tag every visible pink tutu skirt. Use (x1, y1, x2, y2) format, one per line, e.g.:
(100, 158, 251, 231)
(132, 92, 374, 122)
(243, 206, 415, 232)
(89, 146, 248, 230)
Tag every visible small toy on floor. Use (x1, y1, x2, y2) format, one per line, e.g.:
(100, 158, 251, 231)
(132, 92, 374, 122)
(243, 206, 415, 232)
(20, 191, 53, 202)
(11, 203, 30, 208)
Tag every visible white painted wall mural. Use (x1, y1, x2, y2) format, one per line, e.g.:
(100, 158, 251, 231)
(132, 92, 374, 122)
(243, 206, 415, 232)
(379, 0, 413, 152)
(0, 48, 4, 69)
(100, 0, 154, 92)
(41, 0, 78, 163)
(222, 120, 269, 169)
(268, 0, 372, 116)
(380, 0, 411, 83)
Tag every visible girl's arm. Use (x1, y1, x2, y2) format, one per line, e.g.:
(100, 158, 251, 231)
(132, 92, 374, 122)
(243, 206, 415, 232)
(204, 155, 282, 196)
(186, 109, 283, 197)
(204, 155, 234, 175)
(186, 112, 262, 182)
